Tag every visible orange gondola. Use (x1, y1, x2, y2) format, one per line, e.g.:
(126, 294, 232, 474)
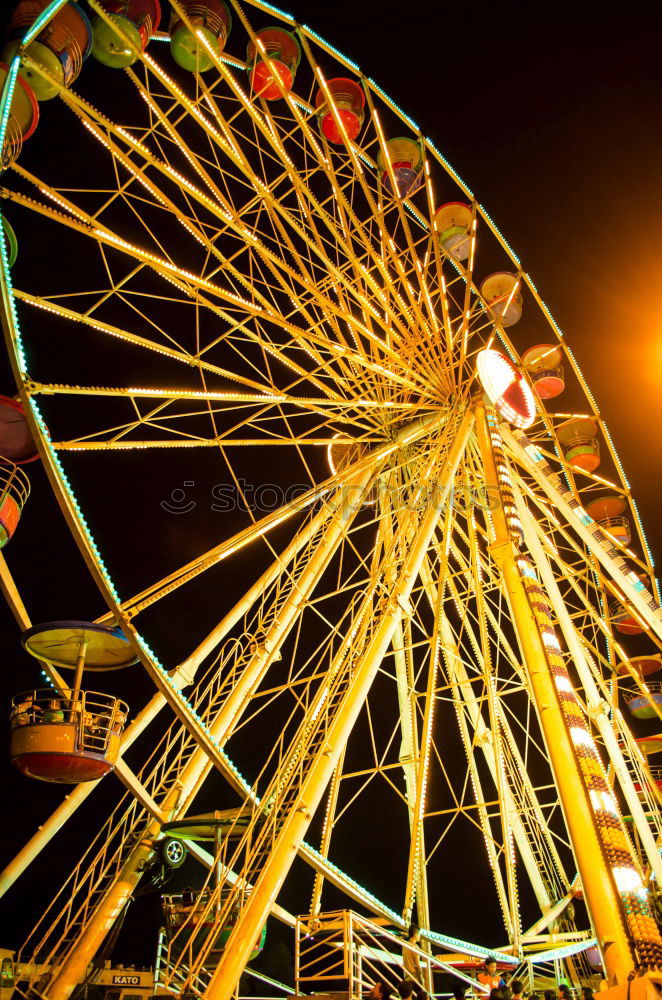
(10, 687, 129, 782)
(0, 457, 29, 547)
(11, 621, 137, 783)
(585, 494, 631, 546)
(521, 344, 565, 399)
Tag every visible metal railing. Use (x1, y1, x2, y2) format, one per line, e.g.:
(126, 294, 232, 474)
(597, 515, 630, 540)
(0, 455, 30, 510)
(7, 7, 85, 85)
(10, 688, 128, 753)
(295, 910, 485, 1000)
(623, 681, 662, 705)
(169, 2, 228, 42)
(0, 115, 22, 171)
(562, 435, 599, 456)
(527, 363, 564, 382)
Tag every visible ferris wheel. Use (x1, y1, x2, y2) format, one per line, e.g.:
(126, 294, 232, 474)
(1, 3, 662, 1000)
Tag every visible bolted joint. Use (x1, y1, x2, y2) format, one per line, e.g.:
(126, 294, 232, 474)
(588, 699, 611, 720)
(488, 537, 515, 565)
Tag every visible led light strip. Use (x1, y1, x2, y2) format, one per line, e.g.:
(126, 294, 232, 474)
(488, 416, 662, 969)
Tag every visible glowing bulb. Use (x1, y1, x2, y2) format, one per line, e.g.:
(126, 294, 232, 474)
(570, 726, 594, 748)
(612, 867, 643, 893)
(477, 349, 536, 429)
(590, 790, 618, 815)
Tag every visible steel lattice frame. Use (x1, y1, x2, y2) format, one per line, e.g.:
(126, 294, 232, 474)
(1, 3, 662, 999)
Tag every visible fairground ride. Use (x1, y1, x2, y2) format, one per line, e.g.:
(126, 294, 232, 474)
(0, 3, 662, 1000)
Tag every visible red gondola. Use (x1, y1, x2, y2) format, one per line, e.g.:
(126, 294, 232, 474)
(315, 78, 364, 144)
(0, 457, 29, 547)
(0, 395, 38, 464)
(247, 26, 300, 99)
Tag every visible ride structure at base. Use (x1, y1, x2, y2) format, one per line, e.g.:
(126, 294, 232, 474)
(1, 6, 662, 1000)
(0, 948, 156, 1000)
(160, 813, 267, 972)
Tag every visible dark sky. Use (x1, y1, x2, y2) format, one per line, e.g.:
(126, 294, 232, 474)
(258, 0, 662, 548)
(0, 0, 661, 976)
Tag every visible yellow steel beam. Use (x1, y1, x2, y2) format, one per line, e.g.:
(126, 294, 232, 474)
(475, 402, 634, 986)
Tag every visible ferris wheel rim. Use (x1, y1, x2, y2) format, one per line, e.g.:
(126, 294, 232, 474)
(0, 0, 656, 778)
(0, 0, 653, 605)
(0, 0, 656, 836)
(1, 2, 661, 989)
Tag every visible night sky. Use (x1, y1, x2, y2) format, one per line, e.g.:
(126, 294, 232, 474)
(0, 0, 661, 979)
